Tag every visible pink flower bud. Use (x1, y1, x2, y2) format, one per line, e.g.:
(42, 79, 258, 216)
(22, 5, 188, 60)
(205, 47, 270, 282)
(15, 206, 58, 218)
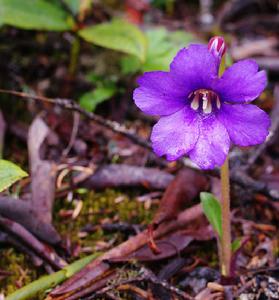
(208, 36, 226, 59)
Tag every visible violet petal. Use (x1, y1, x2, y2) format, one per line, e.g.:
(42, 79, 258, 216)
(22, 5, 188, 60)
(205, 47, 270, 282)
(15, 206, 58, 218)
(170, 44, 219, 92)
(217, 103, 271, 146)
(133, 71, 186, 116)
(151, 106, 200, 161)
(213, 59, 267, 103)
(189, 115, 230, 169)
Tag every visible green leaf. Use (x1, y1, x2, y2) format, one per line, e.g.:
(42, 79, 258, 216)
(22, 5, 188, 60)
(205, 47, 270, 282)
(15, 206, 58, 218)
(63, 0, 80, 15)
(0, 0, 72, 31)
(143, 28, 193, 71)
(120, 55, 141, 75)
(78, 19, 147, 61)
(120, 27, 194, 74)
(200, 192, 223, 238)
(0, 160, 28, 192)
(79, 85, 117, 112)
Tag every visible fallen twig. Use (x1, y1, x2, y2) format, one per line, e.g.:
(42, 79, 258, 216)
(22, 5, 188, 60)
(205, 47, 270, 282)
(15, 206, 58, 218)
(80, 164, 174, 190)
(0, 89, 151, 149)
(0, 216, 66, 269)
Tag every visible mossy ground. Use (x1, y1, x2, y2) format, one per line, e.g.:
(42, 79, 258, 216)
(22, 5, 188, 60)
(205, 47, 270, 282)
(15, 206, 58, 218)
(0, 188, 157, 296)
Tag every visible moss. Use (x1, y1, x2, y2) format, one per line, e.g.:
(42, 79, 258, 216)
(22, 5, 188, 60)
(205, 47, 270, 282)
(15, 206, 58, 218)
(53, 189, 156, 257)
(0, 248, 40, 294)
(0, 188, 156, 295)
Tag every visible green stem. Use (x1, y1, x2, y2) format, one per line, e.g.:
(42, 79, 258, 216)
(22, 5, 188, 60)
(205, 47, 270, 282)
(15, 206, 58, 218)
(220, 157, 232, 277)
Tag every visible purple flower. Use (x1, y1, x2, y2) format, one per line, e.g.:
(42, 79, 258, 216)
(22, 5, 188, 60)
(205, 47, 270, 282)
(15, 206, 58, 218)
(133, 37, 271, 169)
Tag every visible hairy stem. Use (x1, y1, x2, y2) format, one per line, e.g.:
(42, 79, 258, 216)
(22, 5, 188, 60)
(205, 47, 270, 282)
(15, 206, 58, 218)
(220, 157, 231, 276)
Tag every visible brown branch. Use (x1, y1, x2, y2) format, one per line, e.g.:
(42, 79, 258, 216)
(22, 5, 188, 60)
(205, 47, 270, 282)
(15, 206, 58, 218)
(0, 89, 151, 150)
(0, 216, 66, 269)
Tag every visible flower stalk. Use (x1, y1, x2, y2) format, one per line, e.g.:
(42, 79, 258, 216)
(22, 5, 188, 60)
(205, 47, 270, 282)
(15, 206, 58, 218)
(220, 157, 232, 276)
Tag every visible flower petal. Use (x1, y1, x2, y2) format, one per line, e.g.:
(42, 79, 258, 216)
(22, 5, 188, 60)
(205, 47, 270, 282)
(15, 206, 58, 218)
(133, 71, 186, 116)
(170, 44, 219, 92)
(217, 103, 270, 146)
(214, 59, 267, 103)
(189, 115, 230, 169)
(151, 106, 200, 161)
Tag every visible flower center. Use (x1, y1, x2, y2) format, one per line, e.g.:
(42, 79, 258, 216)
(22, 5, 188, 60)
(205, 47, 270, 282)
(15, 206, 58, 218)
(189, 89, 221, 114)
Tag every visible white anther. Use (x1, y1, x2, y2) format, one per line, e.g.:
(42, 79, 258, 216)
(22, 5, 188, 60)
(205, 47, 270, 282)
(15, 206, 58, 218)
(203, 100, 212, 114)
(202, 95, 208, 110)
(190, 95, 199, 110)
(216, 98, 221, 109)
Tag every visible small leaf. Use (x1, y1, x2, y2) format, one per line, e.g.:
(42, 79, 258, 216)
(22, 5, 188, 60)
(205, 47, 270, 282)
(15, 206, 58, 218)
(0, 159, 28, 192)
(0, 0, 72, 31)
(143, 28, 194, 72)
(63, 0, 80, 15)
(78, 19, 147, 61)
(231, 238, 242, 253)
(120, 55, 141, 74)
(120, 27, 194, 74)
(79, 85, 116, 112)
(200, 192, 222, 238)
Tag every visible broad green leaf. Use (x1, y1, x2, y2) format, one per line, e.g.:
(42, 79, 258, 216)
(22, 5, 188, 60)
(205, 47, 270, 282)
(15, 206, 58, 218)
(120, 55, 141, 74)
(79, 85, 116, 112)
(0, 159, 28, 192)
(200, 192, 222, 238)
(121, 27, 194, 73)
(143, 28, 193, 71)
(78, 19, 147, 61)
(0, 0, 72, 31)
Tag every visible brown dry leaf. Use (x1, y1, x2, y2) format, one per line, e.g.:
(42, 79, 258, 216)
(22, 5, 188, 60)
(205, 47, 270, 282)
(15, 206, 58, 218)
(28, 117, 56, 223)
(80, 164, 174, 190)
(151, 168, 209, 227)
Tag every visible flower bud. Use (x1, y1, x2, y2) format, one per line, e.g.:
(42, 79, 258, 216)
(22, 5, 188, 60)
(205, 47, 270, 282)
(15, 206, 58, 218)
(208, 36, 226, 59)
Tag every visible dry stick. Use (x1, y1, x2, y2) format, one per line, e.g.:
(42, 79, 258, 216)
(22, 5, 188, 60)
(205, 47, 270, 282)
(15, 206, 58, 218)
(0, 216, 66, 269)
(0, 89, 151, 150)
(62, 111, 80, 157)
